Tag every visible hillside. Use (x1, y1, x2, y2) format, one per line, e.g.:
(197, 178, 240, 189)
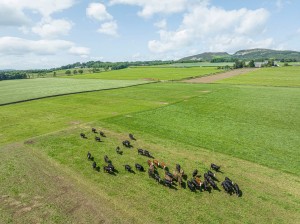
(180, 48, 300, 61)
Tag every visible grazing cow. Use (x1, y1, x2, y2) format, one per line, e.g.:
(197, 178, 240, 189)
(122, 140, 131, 148)
(108, 163, 115, 171)
(207, 170, 215, 178)
(177, 173, 182, 188)
(165, 171, 174, 179)
(163, 179, 172, 188)
(92, 128, 97, 133)
(104, 155, 110, 164)
(154, 174, 161, 183)
(116, 146, 122, 155)
(103, 166, 113, 173)
(192, 169, 198, 177)
(147, 160, 153, 167)
(233, 183, 240, 196)
(211, 163, 220, 172)
(143, 150, 151, 157)
(187, 180, 195, 191)
(208, 178, 217, 189)
(176, 164, 181, 172)
(192, 177, 202, 189)
(224, 178, 234, 190)
(100, 131, 106, 137)
(202, 180, 209, 191)
(160, 162, 167, 169)
(92, 161, 97, 169)
(148, 168, 154, 177)
(95, 136, 101, 142)
(225, 177, 233, 184)
(138, 148, 144, 155)
(80, 133, 86, 138)
(87, 151, 92, 160)
(153, 160, 159, 167)
(124, 165, 132, 172)
(135, 163, 144, 171)
(129, 133, 136, 140)
(180, 168, 185, 176)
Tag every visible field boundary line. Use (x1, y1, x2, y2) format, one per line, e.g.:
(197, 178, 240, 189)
(0, 81, 158, 106)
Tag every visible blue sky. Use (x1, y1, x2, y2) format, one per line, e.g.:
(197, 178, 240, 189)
(0, 0, 299, 69)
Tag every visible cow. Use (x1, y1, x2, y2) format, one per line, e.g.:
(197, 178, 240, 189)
(154, 174, 161, 183)
(116, 146, 122, 155)
(165, 171, 174, 180)
(100, 131, 106, 137)
(225, 177, 233, 184)
(163, 179, 172, 188)
(143, 150, 151, 158)
(92, 128, 97, 133)
(147, 160, 153, 167)
(211, 163, 221, 172)
(148, 168, 154, 177)
(108, 163, 115, 171)
(177, 173, 182, 188)
(224, 177, 234, 190)
(138, 148, 144, 155)
(208, 178, 217, 189)
(160, 162, 167, 170)
(192, 169, 198, 177)
(187, 180, 195, 191)
(87, 151, 92, 160)
(202, 180, 209, 191)
(95, 136, 101, 142)
(192, 177, 202, 190)
(207, 170, 215, 178)
(103, 166, 113, 173)
(124, 165, 132, 172)
(233, 183, 241, 196)
(104, 155, 110, 164)
(122, 140, 131, 148)
(92, 161, 97, 169)
(222, 181, 234, 194)
(80, 133, 86, 138)
(153, 160, 159, 167)
(135, 163, 144, 171)
(129, 133, 136, 140)
(176, 164, 181, 172)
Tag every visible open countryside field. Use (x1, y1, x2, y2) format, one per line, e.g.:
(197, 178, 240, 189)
(165, 62, 234, 67)
(1, 68, 300, 223)
(217, 66, 300, 87)
(0, 78, 148, 105)
(61, 66, 220, 80)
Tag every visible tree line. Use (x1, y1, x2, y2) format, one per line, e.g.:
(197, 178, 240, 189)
(0, 71, 28, 81)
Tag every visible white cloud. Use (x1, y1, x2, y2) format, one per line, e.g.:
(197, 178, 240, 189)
(32, 18, 73, 38)
(109, 0, 189, 18)
(97, 21, 118, 36)
(86, 3, 113, 21)
(154, 19, 167, 29)
(0, 36, 89, 57)
(0, 4, 30, 26)
(148, 4, 271, 53)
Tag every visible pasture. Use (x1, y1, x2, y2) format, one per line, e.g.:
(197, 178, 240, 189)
(1, 67, 299, 223)
(0, 78, 148, 105)
(61, 66, 220, 80)
(217, 66, 300, 87)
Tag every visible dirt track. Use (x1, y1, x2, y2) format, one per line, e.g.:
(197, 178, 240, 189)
(184, 68, 257, 83)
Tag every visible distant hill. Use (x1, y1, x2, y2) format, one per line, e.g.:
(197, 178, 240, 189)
(179, 52, 230, 61)
(179, 49, 300, 62)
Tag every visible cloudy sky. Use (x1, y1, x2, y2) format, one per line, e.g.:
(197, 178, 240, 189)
(0, 0, 299, 69)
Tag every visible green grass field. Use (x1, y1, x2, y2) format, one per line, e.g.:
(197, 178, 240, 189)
(1, 67, 299, 223)
(0, 78, 148, 105)
(217, 66, 300, 87)
(61, 67, 220, 80)
(165, 62, 234, 67)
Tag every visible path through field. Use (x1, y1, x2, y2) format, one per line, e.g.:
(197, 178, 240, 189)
(184, 68, 257, 83)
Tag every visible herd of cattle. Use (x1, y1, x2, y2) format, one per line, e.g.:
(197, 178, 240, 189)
(80, 129, 241, 197)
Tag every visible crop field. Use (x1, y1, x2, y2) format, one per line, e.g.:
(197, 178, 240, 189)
(1, 67, 299, 223)
(217, 66, 300, 87)
(0, 78, 148, 105)
(61, 66, 220, 80)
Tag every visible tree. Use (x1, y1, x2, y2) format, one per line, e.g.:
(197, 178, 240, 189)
(248, 60, 255, 68)
(78, 69, 83, 74)
(284, 62, 289, 66)
(73, 70, 78, 75)
(65, 70, 71, 75)
(53, 71, 56, 77)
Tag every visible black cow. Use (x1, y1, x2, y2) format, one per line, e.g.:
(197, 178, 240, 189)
(124, 165, 132, 172)
(87, 151, 92, 160)
(135, 163, 144, 171)
(129, 133, 136, 140)
(138, 148, 144, 155)
(225, 177, 233, 184)
(154, 174, 161, 183)
(207, 170, 215, 178)
(176, 164, 181, 172)
(211, 163, 220, 172)
(95, 136, 101, 142)
(104, 155, 110, 164)
(208, 178, 217, 189)
(92, 128, 97, 133)
(163, 179, 172, 188)
(143, 150, 151, 157)
(80, 133, 86, 138)
(233, 183, 241, 196)
(100, 131, 106, 137)
(108, 163, 115, 171)
(92, 161, 97, 169)
(202, 180, 209, 191)
(116, 146, 122, 155)
(165, 171, 174, 180)
(187, 180, 195, 191)
(192, 169, 198, 177)
(122, 140, 131, 148)
(103, 166, 113, 173)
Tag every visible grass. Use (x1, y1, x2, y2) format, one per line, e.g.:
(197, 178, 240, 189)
(60, 67, 220, 80)
(0, 78, 148, 105)
(217, 66, 300, 87)
(164, 62, 234, 67)
(104, 84, 300, 175)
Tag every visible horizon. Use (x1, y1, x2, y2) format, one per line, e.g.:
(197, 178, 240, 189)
(1, 0, 299, 69)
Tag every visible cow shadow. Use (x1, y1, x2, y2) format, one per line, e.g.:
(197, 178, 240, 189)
(181, 181, 187, 189)
(89, 157, 94, 161)
(182, 174, 188, 181)
(95, 166, 100, 172)
(117, 151, 123, 155)
(113, 168, 119, 174)
(164, 167, 169, 172)
(238, 190, 243, 197)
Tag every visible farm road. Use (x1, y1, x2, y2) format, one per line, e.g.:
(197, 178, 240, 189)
(184, 68, 257, 83)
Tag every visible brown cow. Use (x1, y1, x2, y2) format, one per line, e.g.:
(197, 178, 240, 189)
(195, 177, 202, 186)
(178, 173, 183, 188)
(165, 174, 172, 182)
(160, 162, 167, 169)
(147, 160, 153, 167)
(153, 159, 159, 167)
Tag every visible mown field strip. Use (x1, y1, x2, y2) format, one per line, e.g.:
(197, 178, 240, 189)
(0, 78, 149, 105)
